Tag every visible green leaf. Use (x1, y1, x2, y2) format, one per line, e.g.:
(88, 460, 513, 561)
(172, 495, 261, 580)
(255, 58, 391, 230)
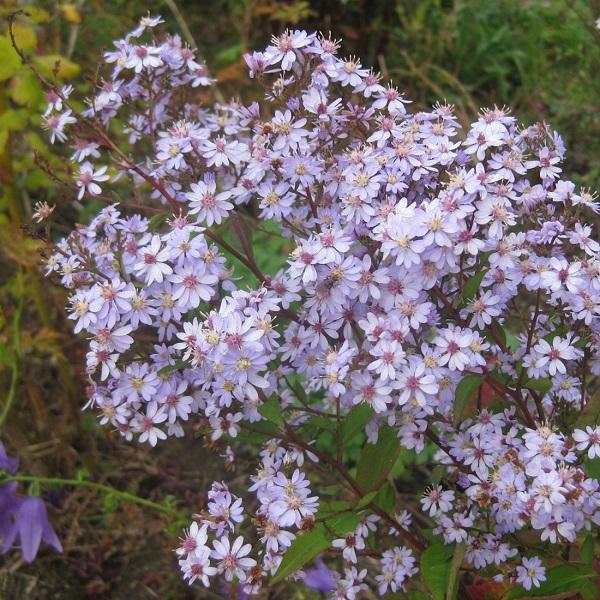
(581, 535, 594, 564)
(305, 414, 336, 431)
(215, 43, 244, 65)
(542, 326, 570, 343)
(503, 327, 521, 351)
(341, 404, 373, 444)
(318, 500, 350, 514)
(0, 36, 21, 82)
(325, 512, 360, 535)
(271, 525, 330, 583)
(445, 542, 466, 600)
(576, 392, 600, 428)
(236, 421, 279, 444)
(258, 396, 283, 426)
(453, 375, 483, 425)
(373, 481, 396, 513)
(319, 485, 341, 497)
(431, 464, 446, 486)
(356, 426, 400, 492)
(147, 211, 170, 231)
(420, 541, 453, 600)
(103, 493, 119, 512)
(157, 359, 190, 376)
(355, 490, 378, 510)
(461, 269, 488, 304)
(507, 564, 597, 598)
(524, 377, 552, 396)
(584, 457, 600, 480)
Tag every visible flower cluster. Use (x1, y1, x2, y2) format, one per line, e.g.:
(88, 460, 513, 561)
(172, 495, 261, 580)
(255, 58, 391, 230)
(40, 15, 600, 597)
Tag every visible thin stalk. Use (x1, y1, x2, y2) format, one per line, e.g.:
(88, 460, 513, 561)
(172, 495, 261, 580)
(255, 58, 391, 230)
(0, 270, 24, 430)
(1, 474, 184, 518)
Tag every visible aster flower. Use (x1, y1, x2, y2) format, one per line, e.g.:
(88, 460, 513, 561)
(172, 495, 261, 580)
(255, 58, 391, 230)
(211, 535, 256, 582)
(351, 371, 393, 413)
(186, 179, 234, 226)
(176, 521, 209, 557)
(170, 263, 218, 310)
(76, 162, 109, 199)
(434, 327, 473, 371)
(43, 109, 76, 143)
(421, 486, 454, 517)
(466, 290, 502, 329)
(134, 402, 167, 446)
(265, 30, 312, 70)
(396, 362, 438, 407)
(573, 426, 600, 459)
(134, 235, 173, 284)
(515, 556, 546, 591)
(367, 339, 406, 382)
(533, 334, 583, 376)
(332, 532, 365, 563)
(201, 137, 248, 167)
(124, 45, 163, 72)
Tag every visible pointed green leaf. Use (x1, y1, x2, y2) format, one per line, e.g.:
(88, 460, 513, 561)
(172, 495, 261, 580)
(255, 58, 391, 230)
(453, 375, 483, 425)
(523, 377, 552, 395)
(271, 525, 330, 583)
(148, 211, 170, 231)
(421, 541, 453, 600)
(461, 269, 488, 305)
(326, 512, 360, 536)
(373, 481, 396, 513)
(356, 426, 400, 492)
(157, 359, 190, 376)
(355, 490, 378, 510)
(581, 535, 594, 564)
(258, 396, 283, 426)
(576, 393, 600, 428)
(341, 404, 373, 444)
(445, 542, 466, 600)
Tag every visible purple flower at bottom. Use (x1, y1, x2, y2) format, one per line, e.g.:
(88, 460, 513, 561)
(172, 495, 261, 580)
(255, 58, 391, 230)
(1, 495, 62, 563)
(0, 441, 19, 474)
(219, 583, 249, 600)
(0, 483, 20, 547)
(303, 559, 336, 593)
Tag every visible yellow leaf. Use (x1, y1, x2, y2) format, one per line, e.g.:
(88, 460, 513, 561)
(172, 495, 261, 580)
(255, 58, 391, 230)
(19, 7, 50, 24)
(0, 224, 44, 267)
(0, 130, 8, 155)
(33, 54, 80, 80)
(11, 23, 37, 51)
(10, 70, 43, 107)
(60, 3, 81, 24)
(0, 36, 21, 82)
